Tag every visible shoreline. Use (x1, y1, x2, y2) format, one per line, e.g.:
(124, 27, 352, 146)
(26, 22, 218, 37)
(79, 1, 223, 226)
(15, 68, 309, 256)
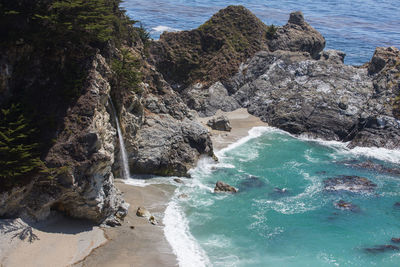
(0, 108, 266, 267)
(198, 108, 269, 152)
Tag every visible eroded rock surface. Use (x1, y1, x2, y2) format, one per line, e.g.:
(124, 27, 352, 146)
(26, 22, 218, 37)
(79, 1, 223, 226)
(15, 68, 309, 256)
(0, 54, 128, 225)
(324, 176, 377, 193)
(207, 115, 232, 131)
(214, 181, 238, 193)
(223, 47, 400, 149)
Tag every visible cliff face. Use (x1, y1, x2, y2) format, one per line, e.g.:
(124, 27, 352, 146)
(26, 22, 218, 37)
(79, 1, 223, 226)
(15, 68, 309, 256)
(1, 4, 398, 224)
(150, 8, 399, 149)
(0, 53, 128, 225)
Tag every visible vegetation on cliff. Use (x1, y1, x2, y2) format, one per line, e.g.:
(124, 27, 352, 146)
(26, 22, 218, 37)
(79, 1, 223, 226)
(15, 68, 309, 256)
(0, 0, 144, 186)
(150, 5, 270, 88)
(0, 104, 43, 189)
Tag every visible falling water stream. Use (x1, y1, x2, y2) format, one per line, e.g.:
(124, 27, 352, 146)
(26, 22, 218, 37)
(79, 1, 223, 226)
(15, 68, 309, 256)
(109, 97, 131, 180)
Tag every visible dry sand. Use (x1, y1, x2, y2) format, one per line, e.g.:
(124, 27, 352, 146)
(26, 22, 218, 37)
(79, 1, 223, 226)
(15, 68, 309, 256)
(0, 216, 106, 267)
(75, 180, 177, 267)
(0, 108, 265, 267)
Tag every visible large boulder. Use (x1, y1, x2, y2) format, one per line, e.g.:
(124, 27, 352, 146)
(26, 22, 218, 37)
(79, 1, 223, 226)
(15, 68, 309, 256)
(268, 11, 326, 59)
(207, 115, 232, 131)
(129, 114, 214, 177)
(214, 181, 238, 193)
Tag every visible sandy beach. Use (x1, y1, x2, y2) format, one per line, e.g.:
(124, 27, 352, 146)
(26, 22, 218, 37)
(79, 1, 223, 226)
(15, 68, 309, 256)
(75, 180, 178, 267)
(198, 108, 268, 151)
(0, 215, 107, 267)
(0, 108, 265, 267)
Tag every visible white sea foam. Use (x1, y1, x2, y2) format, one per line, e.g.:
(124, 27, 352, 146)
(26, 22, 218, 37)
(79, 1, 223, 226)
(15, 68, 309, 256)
(164, 200, 211, 267)
(152, 25, 181, 33)
(217, 126, 286, 157)
(123, 176, 174, 187)
(298, 133, 400, 164)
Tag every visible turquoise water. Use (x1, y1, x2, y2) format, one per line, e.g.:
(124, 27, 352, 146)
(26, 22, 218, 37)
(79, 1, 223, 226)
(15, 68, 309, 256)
(162, 127, 400, 266)
(123, 0, 400, 65)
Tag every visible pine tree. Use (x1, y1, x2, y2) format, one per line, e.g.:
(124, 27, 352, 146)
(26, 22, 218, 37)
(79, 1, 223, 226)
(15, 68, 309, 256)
(0, 104, 42, 179)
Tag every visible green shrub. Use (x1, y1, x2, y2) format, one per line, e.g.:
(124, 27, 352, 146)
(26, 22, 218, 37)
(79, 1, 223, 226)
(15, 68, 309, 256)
(266, 24, 277, 39)
(112, 48, 142, 93)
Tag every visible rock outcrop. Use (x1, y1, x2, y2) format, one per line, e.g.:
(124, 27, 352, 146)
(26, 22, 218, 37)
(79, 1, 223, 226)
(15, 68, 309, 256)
(207, 115, 232, 131)
(0, 54, 128, 225)
(334, 200, 360, 212)
(223, 47, 400, 149)
(214, 181, 238, 193)
(324, 176, 377, 193)
(268, 11, 325, 59)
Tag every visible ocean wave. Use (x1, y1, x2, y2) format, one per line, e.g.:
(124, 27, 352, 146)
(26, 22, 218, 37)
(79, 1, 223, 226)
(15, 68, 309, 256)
(123, 176, 175, 187)
(164, 200, 211, 267)
(216, 126, 289, 157)
(298, 134, 400, 164)
(152, 25, 181, 33)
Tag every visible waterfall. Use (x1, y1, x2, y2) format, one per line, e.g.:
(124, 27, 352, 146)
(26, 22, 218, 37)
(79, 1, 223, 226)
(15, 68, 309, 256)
(108, 97, 130, 179)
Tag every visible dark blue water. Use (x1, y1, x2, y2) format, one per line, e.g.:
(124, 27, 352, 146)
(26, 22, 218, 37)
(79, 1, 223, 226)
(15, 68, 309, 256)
(122, 0, 400, 65)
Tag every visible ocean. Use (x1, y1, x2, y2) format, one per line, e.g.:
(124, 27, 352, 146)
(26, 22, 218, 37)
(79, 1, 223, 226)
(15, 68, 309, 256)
(122, 0, 400, 65)
(121, 1, 400, 266)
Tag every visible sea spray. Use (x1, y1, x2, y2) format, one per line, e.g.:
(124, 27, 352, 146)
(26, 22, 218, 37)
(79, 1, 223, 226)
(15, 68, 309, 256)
(108, 97, 130, 179)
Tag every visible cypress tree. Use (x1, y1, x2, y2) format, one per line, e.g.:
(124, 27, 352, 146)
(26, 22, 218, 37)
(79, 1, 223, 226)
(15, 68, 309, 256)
(0, 104, 42, 180)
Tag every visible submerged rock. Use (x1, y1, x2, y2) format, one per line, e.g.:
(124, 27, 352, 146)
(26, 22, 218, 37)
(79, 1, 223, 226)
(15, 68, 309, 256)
(391, 238, 400, 243)
(268, 187, 290, 199)
(173, 178, 184, 184)
(324, 176, 377, 193)
(334, 200, 360, 212)
(274, 188, 288, 194)
(239, 176, 265, 190)
(207, 115, 232, 131)
(214, 181, 238, 193)
(343, 160, 400, 176)
(364, 245, 399, 253)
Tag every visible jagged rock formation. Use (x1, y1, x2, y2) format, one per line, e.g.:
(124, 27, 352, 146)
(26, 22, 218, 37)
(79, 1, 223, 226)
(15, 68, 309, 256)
(1, 54, 128, 225)
(150, 7, 399, 149)
(151, 8, 326, 117)
(207, 116, 232, 131)
(225, 47, 400, 149)
(115, 46, 214, 177)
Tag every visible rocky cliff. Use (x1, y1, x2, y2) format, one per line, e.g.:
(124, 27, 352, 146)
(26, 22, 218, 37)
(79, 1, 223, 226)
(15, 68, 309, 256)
(1, 4, 398, 225)
(0, 1, 214, 224)
(151, 7, 399, 149)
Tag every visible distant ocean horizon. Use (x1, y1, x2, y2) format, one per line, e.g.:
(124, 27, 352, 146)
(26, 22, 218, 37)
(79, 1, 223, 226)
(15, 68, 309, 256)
(122, 0, 400, 65)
